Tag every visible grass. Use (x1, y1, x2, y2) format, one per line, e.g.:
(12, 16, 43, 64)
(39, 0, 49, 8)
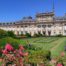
(21, 37, 66, 58)
(0, 37, 66, 65)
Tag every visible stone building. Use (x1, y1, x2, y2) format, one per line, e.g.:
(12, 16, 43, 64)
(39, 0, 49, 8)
(0, 12, 66, 36)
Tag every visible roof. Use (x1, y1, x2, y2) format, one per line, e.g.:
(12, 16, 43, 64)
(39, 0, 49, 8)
(36, 12, 54, 17)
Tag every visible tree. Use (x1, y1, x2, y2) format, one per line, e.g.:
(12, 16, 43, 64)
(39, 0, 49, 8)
(0, 29, 7, 38)
(7, 31, 16, 38)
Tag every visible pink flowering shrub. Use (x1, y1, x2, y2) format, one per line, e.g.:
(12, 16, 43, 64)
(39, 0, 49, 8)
(57, 63, 63, 66)
(19, 45, 25, 50)
(5, 43, 14, 51)
(1, 43, 28, 66)
(60, 52, 65, 57)
(2, 49, 8, 55)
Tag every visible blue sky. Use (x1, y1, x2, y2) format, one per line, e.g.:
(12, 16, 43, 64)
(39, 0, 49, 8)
(0, 0, 66, 22)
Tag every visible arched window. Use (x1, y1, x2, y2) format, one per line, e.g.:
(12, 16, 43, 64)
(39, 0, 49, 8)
(48, 31, 51, 36)
(42, 25, 46, 28)
(37, 25, 41, 28)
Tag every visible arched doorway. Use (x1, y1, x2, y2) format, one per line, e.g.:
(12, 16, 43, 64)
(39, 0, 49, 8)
(43, 31, 46, 36)
(48, 31, 51, 36)
(17, 31, 19, 35)
(38, 31, 41, 35)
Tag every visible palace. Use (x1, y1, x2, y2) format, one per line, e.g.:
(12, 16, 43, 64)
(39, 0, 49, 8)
(0, 12, 66, 36)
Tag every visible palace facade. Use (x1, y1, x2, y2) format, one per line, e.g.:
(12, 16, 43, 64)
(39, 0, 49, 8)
(0, 12, 66, 36)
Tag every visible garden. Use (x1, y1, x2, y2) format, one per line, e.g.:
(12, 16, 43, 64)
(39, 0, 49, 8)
(0, 29, 66, 66)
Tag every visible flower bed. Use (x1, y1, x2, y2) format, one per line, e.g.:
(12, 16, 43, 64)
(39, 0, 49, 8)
(1, 43, 28, 66)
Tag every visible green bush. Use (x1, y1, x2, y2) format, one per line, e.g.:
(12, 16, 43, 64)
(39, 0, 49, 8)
(7, 31, 16, 38)
(0, 29, 17, 38)
(0, 37, 20, 49)
(0, 37, 27, 57)
(33, 33, 39, 37)
(33, 33, 43, 37)
(0, 37, 27, 49)
(56, 34, 63, 37)
(38, 32, 43, 37)
(28, 50, 51, 64)
(25, 33, 31, 38)
(0, 29, 7, 38)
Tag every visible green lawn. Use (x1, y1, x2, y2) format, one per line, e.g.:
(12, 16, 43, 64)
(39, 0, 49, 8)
(21, 37, 66, 58)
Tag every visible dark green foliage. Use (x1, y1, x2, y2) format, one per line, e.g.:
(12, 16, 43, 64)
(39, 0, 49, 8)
(56, 34, 63, 37)
(38, 32, 43, 37)
(0, 29, 16, 38)
(7, 31, 16, 38)
(0, 37, 20, 49)
(0, 37, 27, 57)
(33, 33, 43, 37)
(25, 33, 31, 38)
(0, 29, 7, 38)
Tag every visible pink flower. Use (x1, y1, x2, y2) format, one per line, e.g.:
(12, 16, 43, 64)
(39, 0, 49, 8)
(51, 59, 56, 63)
(61, 52, 65, 57)
(19, 50, 23, 56)
(19, 45, 24, 50)
(57, 63, 63, 66)
(19, 58, 23, 62)
(2, 49, 8, 54)
(16, 53, 20, 57)
(5, 44, 13, 51)
(13, 50, 17, 53)
(23, 52, 28, 56)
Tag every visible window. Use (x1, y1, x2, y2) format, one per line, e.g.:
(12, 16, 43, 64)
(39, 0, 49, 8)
(64, 24, 66, 26)
(25, 31, 27, 34)
(6, 23, 9, 25)
(42, 25, 46, 28)
(21, 26, 23, 27)
(54, 32, 56, 34)
(17, 31, 19, 35)
(48, 25, 51, 27)
(21, 31, 23, 34)
(3, 23, 5, 25)
(59, 32, 61, 34)
(17, 26, 19, 28)
(64, 30, 66, 33)
(0, 23, 2, 25)
(10, 23, 12, 25)
(37, 25, 41, 28)
(25, 25, 27, 27)
(13, 22, 15, 24)
(38, 31, 41, 34)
